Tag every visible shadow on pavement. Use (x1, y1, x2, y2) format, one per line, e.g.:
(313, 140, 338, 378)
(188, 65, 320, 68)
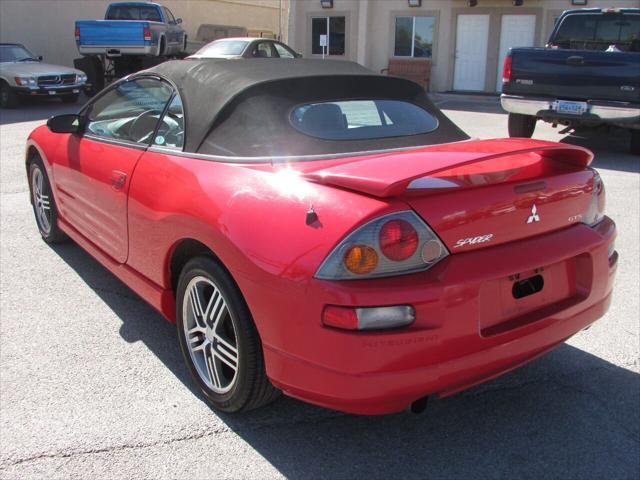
(49, 240, 639, 479)
(0, 95, 88, 126)
(560, 127, 639, 173)
(430, 92, 505, 115)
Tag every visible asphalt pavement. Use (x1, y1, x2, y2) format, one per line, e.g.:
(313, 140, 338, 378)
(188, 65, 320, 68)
(1, 94, 638, 479)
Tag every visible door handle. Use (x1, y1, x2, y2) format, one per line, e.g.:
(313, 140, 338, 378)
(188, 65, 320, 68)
(566, 55, 585, 66)
(110, 170, 127, 190)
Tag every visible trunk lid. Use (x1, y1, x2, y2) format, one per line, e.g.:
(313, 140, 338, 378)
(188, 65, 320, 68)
(303, 139, 596, 253)
(506, 47, 640, 103)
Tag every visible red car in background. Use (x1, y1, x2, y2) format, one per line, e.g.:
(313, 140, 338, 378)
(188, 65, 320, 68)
(26, 59, 617, 415)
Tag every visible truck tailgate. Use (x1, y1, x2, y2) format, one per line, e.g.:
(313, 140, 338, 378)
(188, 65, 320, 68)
(76, 20, 147, 46)
(506, 47, 640, 103)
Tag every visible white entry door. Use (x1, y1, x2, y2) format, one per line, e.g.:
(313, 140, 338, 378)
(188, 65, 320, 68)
(453, 14, 490, 91)
(496, 15, 536, 91)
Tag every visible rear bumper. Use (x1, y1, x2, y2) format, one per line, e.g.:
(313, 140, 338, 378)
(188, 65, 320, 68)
(263, 218, 617, 415)
(78, 45, 156, 56)
(501, 94, 640, 127)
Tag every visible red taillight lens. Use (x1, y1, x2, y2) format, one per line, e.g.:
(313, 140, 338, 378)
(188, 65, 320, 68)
(322, 306, 358, 330)
(75, 27, 80, 41)
(143, 27, 152, 41)
(379, 219, 418, 261)
(502, 54, 512, 83)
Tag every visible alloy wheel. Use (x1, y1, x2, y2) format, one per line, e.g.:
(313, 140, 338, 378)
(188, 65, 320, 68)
(182, 276, 239, 393)
(31, 166, 52, 235)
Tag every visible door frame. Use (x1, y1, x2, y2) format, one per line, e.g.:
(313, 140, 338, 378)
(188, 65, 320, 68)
(447, 7, 543, 92)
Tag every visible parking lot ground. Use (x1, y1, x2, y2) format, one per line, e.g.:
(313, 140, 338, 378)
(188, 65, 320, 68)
(1, 96, 638, 479)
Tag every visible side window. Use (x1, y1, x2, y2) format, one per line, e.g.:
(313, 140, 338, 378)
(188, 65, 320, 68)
(253, 42, 277, 58)
(86, 78, 173, 144)
(154, 94, 185, 150)
(273, 43, 295, 58)
(164, 7, 176, 24)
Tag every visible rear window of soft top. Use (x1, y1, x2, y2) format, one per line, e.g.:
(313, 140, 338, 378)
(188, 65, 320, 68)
(290, 99, 439, 141)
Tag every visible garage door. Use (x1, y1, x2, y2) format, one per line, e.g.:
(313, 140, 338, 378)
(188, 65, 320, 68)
(453, 14, 490, 91)
(496, 15, 536, 92)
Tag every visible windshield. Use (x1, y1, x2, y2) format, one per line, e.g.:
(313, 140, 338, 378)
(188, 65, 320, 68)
(194, 40, 249, 57)
(552, 13, 640, 51)
(0, 45, 37, 62)
(106, 5, 162, 21)
(291, 100, 438, 141)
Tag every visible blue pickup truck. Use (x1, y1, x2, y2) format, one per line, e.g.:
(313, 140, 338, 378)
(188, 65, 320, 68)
(501, 8, 639, 154)
(75, 2, 186, 57)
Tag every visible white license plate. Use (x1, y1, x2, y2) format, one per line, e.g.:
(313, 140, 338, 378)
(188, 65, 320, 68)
(48, 91, 56, 95)
(556, 100, 588, 115)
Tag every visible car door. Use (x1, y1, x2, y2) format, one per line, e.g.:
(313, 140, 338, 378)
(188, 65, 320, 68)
(163, 7, 181, 50)
(52, 77, 173, 263)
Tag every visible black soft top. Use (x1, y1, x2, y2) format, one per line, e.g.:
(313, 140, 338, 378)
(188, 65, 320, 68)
(147, 58, 468, 156)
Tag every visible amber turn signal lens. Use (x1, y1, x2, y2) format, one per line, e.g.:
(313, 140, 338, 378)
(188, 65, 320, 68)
(343, 245, 378, 275)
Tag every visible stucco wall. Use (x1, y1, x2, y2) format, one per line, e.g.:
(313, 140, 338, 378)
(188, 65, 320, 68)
(288, 0, 639, 92)
(0, 0, 288, 68)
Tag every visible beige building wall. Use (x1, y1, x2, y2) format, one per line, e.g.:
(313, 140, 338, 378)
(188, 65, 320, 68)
(289, 0, 639, 92)
(0, 0, 288, 68)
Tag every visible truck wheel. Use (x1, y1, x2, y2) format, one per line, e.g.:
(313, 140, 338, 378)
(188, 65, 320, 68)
(157, 37, 166, 57)
(508, 113, 536, 138)
(0, 81, 19, 109)
(631, 130, 640, 156)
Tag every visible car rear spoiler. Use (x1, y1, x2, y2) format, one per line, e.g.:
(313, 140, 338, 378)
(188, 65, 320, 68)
(303, 138, 593, 198)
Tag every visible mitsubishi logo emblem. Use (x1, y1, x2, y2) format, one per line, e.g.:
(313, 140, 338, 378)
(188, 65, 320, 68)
(527, 204, 540, 224)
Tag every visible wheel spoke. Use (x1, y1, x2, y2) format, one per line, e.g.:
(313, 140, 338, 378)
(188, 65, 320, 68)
(210, 296, 227, 330)
(205, 346, 222, 389)
(202, 289, 218, 326)
(188, 285, 207, 329)
(212, 339, 238, 371)
(214, 333, 237, 356)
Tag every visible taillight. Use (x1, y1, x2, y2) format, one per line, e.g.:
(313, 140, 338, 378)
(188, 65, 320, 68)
(582, 171, 605, 227)
(143, 27, 152, 41)
(315, 211, 448, 280)
(502, 54, 512, 84)
(75, 27, 80, 42)
(322, 305, 415, 331)
(379, 219, 418, 261)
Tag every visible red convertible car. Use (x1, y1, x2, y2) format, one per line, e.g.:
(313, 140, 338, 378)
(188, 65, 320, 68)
(26, 59, 617, 415)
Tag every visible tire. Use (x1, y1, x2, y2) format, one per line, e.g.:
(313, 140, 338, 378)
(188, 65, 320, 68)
(28, 157, 67, 243)
(630, 130, 640, 156)
(176, 256, 280, 412)
(0, 81, 20, 109)
(157, 37, 166, 57)
(508, 113, 537, 138)
(60, 93, 80, 104)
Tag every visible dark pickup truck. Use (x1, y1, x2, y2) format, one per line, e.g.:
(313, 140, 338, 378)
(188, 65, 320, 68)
(501, 8, 640, 154)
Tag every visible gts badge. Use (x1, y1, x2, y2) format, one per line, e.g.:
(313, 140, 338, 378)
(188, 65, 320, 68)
(453, 234, 494, 249)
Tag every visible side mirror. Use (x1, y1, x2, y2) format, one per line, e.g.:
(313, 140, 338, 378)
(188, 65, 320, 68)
(295, 52, 303, 58)
(37, 55, 43, 61)
(176, 18, 182, 24)
(47, 114, 81, 134)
